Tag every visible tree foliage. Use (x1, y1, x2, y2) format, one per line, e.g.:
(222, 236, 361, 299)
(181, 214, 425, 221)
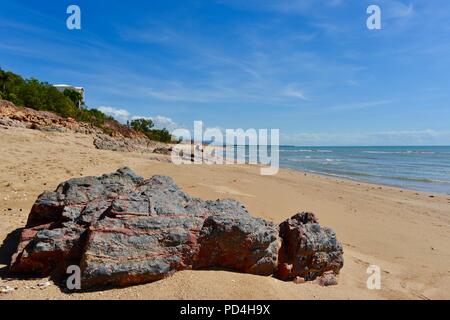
(131, 118, 173, 143)
(146, 128, 172, 143)
(0, 68, 173, 143)
(131, 118, 154, 132)
(63, 89, 83, 107)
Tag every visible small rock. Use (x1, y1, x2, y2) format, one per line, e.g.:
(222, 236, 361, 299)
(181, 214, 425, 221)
(0, 285, 15, 294)
(316, 271, 338, 287)
(37, 281, 51, 289)
(153, 147, 172, 155)
(293, 276, 305, 284)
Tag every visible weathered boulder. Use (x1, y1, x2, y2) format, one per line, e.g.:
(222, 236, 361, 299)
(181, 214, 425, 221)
(195, 204, 280, 275)
(10, 167, 143, 276)
(10, 168, 343, 290)
(277, 212, 344, 281)
(153, 146, 172, 155)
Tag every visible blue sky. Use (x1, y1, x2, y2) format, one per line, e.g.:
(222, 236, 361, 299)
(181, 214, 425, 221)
(1, 0, 450, 145)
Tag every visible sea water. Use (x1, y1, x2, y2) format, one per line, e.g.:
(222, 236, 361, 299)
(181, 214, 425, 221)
(278, 146, 450, 194)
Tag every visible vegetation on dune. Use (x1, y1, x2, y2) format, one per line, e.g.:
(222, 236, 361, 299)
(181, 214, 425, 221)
(0, 68, 173, 142)
(130, 118, 172, 143)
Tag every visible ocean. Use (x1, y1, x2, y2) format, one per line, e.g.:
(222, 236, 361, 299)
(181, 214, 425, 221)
(278, 146, 450, 194)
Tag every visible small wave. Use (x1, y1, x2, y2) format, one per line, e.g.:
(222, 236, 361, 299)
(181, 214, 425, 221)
(284, 149, 333, 153)
(285, 157, 339, 163)
(288, 165, 450, 184)
(317, 150, 333, 153)
(387, 176, 450, 184)
(362, 150, 436, 155)
(326, 170, 450, 184)
(303, 170, 365, 180)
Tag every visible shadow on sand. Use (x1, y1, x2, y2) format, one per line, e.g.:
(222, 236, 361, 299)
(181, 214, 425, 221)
(0, 227, 22, 280)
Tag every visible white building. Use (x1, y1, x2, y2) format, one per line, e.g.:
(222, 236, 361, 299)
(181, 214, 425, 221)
(53, 84, 85, 108)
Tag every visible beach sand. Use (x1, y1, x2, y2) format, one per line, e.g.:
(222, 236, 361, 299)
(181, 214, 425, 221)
(1, 126, 449, 300)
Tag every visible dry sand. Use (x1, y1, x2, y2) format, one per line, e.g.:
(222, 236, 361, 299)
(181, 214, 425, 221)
(0, 126, 449, 300)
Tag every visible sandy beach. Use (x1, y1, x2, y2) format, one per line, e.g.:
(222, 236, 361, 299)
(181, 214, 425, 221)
(1, 126, 449, 300)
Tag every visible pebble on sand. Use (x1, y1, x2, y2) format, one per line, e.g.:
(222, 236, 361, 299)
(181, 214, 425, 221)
(0, 285, 16, 294)
(37, 281, 51, 289)
(316, 271, 338, 287)
(293, 277, 306, 284)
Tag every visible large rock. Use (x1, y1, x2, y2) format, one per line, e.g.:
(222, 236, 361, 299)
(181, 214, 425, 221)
(10, 167, 143, 276)
(10, 168, 343, 289)
(277, 212, 344, 281)
(93, 134, 156, 153)
(195, 204, 280, 275)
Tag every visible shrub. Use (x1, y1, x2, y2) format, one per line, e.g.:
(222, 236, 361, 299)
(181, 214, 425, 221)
(0, 68, 173, 143)
(131, 118, 173, 143)
(131, 118, 154, 132)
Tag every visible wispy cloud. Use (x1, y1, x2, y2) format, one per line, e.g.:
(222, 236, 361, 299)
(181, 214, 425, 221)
(151, 116, 180, 131)
(98, 106, 131, 123)
(325, 100, 393, 112)
(283, 85, 309, 101)
(384, 1, 414, 19)
(3, 0, 449, 147)
(98, 106, 181, 131)
(131, 115, 180, 131)
(218, 0, 344, 14)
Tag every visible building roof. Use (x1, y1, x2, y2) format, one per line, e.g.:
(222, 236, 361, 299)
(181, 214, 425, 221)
(53, 84, 84, 91)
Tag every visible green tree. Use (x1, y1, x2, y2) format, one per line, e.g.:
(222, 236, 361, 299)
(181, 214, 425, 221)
(21, 79, 44, 109)
(146, 129, 173, 143)
(0, 68, 173, 143)
(0, 69, 8, 94)
(131, 118, 154, 132)
(63, 89, 83, 107)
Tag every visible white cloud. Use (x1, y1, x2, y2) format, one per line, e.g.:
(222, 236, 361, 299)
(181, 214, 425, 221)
(98, 106, 181, 131)
(98, 106, 131, 123)
(385, 1, 414, 19)
(283, 85, 309, 101)
(152, 116, 179, 131)
(132, 115, 180, 131)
